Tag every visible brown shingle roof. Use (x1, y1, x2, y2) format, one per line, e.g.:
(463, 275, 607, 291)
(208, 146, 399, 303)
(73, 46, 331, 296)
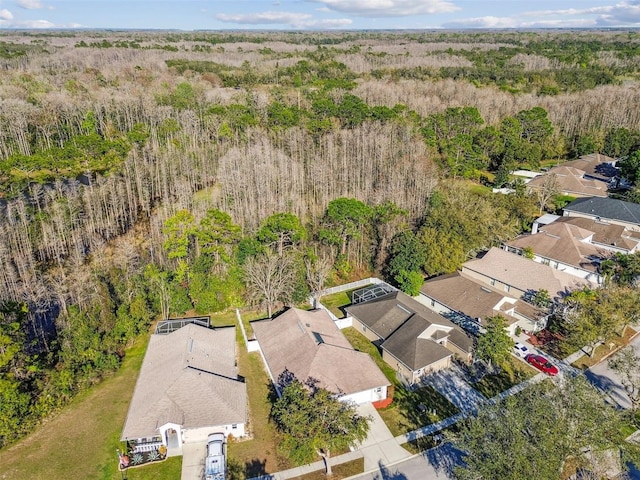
(420, 271, 540, 324)
(554, 216, 640, 252)
(421, 272, 508, 320)
(252, 308, 389, 396)
(527, 166, 608, 197)
(462, 247, 596, 299)
(506, 222, 605, 273)
(562, 154, 618, 180)
(121, 324, 246, 441)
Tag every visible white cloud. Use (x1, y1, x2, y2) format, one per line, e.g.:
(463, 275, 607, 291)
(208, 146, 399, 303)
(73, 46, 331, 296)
(308, 0, 460, 17)
(216, 11, 312, 25)
(525, 1, 640, 27)
(442, 15, 595, 29)
(216, 10, 351, 29)
(0, 9, 13, 20)
(17, 0, 53, 10)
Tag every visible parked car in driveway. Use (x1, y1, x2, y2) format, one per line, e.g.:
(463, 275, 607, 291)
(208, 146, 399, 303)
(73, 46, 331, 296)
(525, 354, 559, 376)
(205, 433, 226, 480)
(513, 342, 530, 358)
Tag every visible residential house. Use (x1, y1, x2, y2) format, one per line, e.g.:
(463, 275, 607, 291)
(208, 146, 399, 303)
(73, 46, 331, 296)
(417, 272, 546, 334)
(345, 291, 473, 385)
(504, 222, 607, 284)
(554, 216, 640, 253)
(252, 307, 390, 406)
(121, 324, 247, 454)
(562, 153, 619, 183)
(563, 196, 640, 232)
(461, 247, 596, 301)
(527, 165, 608, 198)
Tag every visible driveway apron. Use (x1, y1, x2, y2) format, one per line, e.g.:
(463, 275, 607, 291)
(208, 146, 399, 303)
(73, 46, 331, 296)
(355, 402, 412, 471)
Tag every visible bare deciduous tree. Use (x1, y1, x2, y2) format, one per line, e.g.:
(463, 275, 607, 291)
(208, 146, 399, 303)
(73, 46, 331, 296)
(305, 254, 333, 308)
(243, 251, 296, 318)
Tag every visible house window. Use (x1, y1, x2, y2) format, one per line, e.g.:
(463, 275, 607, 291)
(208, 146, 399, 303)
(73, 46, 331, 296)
(430, 299, 435, 307)
(232, 424, 238, 429)
(505, 285, 510, 292)
(362, 325, 367, 333)
(375, 387, 382, 393)
(490, 279, 495, 286)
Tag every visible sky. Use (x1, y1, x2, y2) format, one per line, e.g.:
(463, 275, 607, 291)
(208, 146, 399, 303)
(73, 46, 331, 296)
(2, 0, 640, 31)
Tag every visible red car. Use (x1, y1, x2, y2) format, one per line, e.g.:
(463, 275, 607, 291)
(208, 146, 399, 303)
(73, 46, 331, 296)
(525, 354, 559, 376)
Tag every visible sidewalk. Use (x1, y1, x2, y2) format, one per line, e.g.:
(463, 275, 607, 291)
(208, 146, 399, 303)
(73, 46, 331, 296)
(247, 403, 411, 480)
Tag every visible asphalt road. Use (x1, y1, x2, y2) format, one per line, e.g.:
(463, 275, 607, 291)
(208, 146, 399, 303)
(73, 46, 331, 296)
(585, 331, 640, 409)
(349, 444, 462, 480)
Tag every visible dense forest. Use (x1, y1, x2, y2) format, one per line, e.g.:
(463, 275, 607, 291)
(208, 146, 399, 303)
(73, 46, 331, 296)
(3, 29, 640, 448)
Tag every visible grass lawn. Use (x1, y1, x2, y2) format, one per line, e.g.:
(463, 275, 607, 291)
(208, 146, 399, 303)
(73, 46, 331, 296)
(378, 385, 459, 437)
(123, 457, 182, 479)
(0, 335, 161, 480)
(228, 345, 291, 477)
(341, 327, 397, 383)
(472, 357, 538, 399)
(342, 327, 459, 436)
(572, 327, 639, 370)
(319, 287, 371, 319)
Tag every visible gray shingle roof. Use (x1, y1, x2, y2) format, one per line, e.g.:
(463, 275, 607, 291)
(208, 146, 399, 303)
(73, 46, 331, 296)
(346, 291, 473, 371)
(381, 316, 453, 371)
(121, 324, 246, 441)
(564, 197, 640, 226)
(252, 308, 389, 396)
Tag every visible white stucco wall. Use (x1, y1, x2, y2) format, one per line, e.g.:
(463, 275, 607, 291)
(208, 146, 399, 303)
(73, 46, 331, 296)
(341, 385, 387, 405)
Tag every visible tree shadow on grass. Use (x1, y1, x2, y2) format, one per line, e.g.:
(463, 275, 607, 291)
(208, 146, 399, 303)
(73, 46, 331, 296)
(243, 457, 268, 478)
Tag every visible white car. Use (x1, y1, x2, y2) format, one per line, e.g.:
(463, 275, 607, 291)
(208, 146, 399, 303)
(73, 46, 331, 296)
(513, 342, 530, 358)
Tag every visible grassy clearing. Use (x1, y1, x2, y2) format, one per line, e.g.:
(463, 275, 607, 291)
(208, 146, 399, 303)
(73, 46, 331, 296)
(472, 357, 537, 399)
(0, 335, 153, 480)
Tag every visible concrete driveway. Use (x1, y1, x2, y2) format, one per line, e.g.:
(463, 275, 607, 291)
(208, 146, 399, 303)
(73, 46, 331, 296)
(585, 331, 640, 409)
(181, 440, 207, 480)
(355, 402, 412, 472)
(421, 364, 486, 413)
